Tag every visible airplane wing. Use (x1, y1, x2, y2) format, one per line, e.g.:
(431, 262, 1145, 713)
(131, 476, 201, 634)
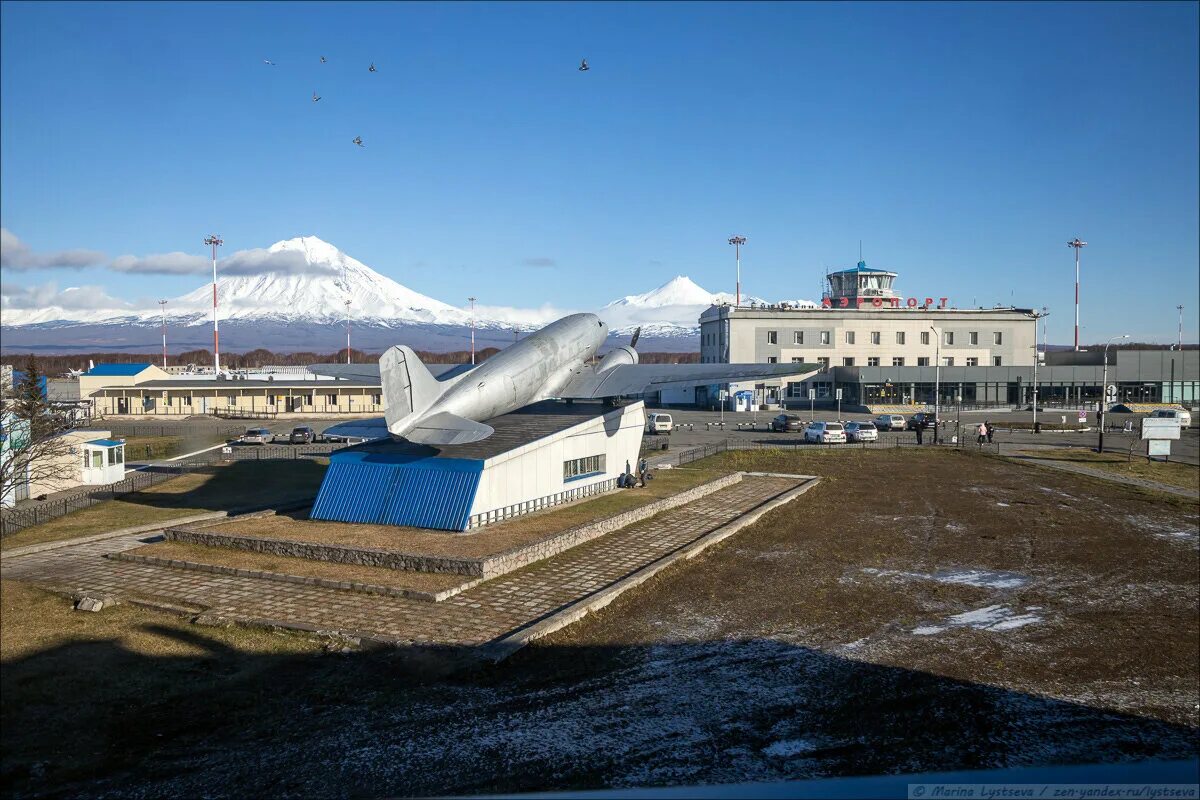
(557, 363, 823, 399)
(308, 363, 472, 382)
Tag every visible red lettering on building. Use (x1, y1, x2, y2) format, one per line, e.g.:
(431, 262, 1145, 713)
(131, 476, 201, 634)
(924, 297, 934, 308)
(907, 298, 918, 308)
(872, 297, 883, 307)
(939, 297, 948, 308)
(821, 297, 832, 308)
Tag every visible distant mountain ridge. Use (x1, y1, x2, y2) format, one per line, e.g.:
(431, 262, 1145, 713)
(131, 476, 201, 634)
(1, 236, 819, 353)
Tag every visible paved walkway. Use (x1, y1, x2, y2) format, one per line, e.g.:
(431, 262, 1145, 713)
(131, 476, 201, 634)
(2, 476, 804, 649)
(1009, 455, 1199, 499)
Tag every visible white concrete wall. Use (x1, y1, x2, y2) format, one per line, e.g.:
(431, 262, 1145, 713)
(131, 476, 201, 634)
(469, 402, 647, 519)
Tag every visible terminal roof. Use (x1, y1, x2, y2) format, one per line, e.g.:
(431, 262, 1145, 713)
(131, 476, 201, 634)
(85, 363, 153, 376)
(828, 260, 896, 275)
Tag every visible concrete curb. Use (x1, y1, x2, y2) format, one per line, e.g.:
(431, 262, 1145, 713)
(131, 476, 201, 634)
(477, 476, 822, 663)
(107, 551, 481, 602)
(1, 498, 315, 559)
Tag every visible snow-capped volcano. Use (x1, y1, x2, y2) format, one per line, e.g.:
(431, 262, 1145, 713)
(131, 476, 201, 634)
(600, 275, 772, 335)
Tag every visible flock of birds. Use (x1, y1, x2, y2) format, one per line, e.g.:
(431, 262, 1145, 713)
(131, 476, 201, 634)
(260, 55, 590, 148)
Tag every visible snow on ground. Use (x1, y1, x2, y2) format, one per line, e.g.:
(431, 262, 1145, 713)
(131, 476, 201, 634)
(912, 604, 1044, 636)
(861, 567, 1030, 590)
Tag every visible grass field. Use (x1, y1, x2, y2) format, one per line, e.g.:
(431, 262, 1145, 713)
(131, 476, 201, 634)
(2, 447, 1196, 797)
(0, 460, 327, 552)
(1013, 447, 1200, 490)
(120, 432, 231, 461)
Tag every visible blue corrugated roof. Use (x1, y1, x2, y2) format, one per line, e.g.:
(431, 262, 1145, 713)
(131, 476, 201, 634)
(829, 260, 893, 275)
(11, 371, 48, 395)
(85, 438, 124, 447)
(86, 363, 153, 376)
(311, 450, 483, 531)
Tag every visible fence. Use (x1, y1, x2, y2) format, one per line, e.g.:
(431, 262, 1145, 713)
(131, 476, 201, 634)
(0, 443, 344, 538)
(102, 422, 247, 438)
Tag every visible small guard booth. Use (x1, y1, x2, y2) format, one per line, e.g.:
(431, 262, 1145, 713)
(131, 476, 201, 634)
(311, 401, 647, 531)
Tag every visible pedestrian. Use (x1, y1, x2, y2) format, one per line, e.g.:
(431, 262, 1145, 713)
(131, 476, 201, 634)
(985, 420, 994, 444)
(915, 421, 924, 445)
(977, 422, 987, 445)
(638, 457, 648, 487)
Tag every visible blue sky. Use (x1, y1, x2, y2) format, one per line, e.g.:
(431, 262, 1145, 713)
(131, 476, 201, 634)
(1, 0, 1197, 343)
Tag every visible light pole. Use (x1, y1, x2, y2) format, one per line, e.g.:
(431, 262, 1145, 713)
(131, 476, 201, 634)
(204, 234, 223, 371)
(931, 326, 941, 444)
(158, 299, 168, 369)
(1178, 305, 1185, 350)
(728, 235, 746, 307)
(1067, 238, 1086, 351)
(468, 297, 477, 365)
(345, 300, 352, 364)
(1032, 309, 1049, 431)
(1098, 334, 1129, 453)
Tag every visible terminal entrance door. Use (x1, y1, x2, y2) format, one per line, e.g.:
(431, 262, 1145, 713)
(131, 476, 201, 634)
(117, 397, 129, 414)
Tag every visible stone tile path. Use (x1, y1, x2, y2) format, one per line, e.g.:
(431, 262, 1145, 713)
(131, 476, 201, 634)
(2, 477, 805, 649)
(1008, 455, 1199, 499)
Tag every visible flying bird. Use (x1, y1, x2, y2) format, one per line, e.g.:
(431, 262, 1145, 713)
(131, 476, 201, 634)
(368, 62, 377, 72)
(352, 136, 364, 147)
(263, 59, 277, 66)
(312, 91, 321, 102)
(320, 55, 327, 63)
(578, 58, 589, 71)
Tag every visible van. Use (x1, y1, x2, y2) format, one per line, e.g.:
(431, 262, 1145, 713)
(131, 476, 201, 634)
(646, 413, 673, 435)
(1149, 408, 1192, 427)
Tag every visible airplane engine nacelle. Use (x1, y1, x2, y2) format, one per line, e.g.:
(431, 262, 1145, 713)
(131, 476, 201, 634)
(596, 345, 639, 373)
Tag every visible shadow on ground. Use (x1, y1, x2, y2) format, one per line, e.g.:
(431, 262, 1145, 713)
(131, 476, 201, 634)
(3, 622, 1196, 798)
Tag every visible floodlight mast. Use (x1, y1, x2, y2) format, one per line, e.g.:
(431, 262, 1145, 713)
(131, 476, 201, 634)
(1178, 305, 1185, 350)
(158, 300, 168, 368)
(1067, 238, 1086, 351)
(204, 234, 223, 371)
(728, 236, 746, 307)
(469, 297, 477, 365)
(345, 300, 352, 364)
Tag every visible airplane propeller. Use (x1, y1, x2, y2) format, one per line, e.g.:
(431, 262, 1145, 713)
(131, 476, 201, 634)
(630, 326, 641, 350)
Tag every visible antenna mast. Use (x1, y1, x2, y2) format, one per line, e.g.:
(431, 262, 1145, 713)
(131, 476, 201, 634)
(204, 234, 223, 370)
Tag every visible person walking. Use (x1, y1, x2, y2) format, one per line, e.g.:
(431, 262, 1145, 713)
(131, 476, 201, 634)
(985, 420, 994, 444)
(915, 421, 924, 445)
(638, 457, 648, 487)
(977, 421, 987, 445)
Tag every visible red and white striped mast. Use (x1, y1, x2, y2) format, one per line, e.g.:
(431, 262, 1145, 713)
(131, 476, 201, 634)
(204, 234, 223, 371)
(158, 299, 168, 368)
(1067, 238, 1086, 351)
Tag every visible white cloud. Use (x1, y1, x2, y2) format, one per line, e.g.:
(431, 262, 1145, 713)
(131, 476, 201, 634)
(109, 247, 336, 276)
(0, 228, 106, 271)
(1, 280, 133, 310)
(470, 303, 576, 328)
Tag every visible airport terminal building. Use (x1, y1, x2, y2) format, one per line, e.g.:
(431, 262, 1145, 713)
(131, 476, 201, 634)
(695, 261, 1197, 409)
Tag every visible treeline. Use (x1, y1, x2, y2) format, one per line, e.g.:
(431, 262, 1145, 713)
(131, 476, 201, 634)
(5, 346, 700, 375)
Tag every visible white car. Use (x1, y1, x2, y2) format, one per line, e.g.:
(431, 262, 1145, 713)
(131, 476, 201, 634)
(844, 421, 878, 442)
(874, 414, 906, 431)
(805, 421, 846, 444)
(646, 413, 673, 435)
(1149, 408, 1192, 427)
(240, 427, 273, 445)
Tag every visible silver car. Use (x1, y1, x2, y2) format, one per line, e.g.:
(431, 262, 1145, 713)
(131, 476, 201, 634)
(241, 427, 273, 445)
(874, 414, 906, 431)
(844, 421, 879, 442)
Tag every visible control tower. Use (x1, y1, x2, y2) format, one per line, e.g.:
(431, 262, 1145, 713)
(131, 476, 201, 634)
(824, 261, 899, 305)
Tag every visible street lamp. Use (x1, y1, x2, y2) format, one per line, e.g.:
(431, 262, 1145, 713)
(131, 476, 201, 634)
(344, 300, 352, 364)
(1067, 238, 1086, 352)
(728, 236, 746, 307)
(204, 234, 223, 371)
(158, 299, 168, 369)
(1097, 334, 1129, 453)
(930, 325, 941, 444)
(1032, 308, 1049, 431)
(468, 297, 477, 365)
(1178, 305, 1185, 350)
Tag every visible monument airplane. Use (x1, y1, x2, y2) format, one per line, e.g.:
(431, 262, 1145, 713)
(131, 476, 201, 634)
(313, 312, 818, 445)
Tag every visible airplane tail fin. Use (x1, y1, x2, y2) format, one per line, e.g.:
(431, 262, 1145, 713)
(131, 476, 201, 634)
(403, 411, 494, 445)
(380, 345, 447, 435)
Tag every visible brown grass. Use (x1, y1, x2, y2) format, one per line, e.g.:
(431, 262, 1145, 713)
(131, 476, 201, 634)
(215, 466, 729, 559)
(1013, 447, 1200, 490)
(124, 541, 471, 595)
(1, 460, 328, 552)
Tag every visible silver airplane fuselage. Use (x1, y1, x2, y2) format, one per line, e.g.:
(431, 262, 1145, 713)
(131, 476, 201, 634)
(394, 312, 608, 439)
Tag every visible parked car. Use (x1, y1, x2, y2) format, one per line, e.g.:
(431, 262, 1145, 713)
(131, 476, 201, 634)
(874, 414, 906, 431)
(646, 413, 673, 435)
(907, 413, 939, 431)
(289, 426, 316, 444)
(241, 427, 273, 445)
(771, 413, 805, 432)
(804, 421, 847, 444)
(1149, 408, 1192, 427)
(844, 420, 878, 442)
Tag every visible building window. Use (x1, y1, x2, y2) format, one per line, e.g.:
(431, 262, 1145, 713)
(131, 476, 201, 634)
(896, 332, 906, 345)
(791, 357, 803, 363)
(793, 331, 803, 345)
(994, 332, 1003, 345)
(182, 395, 192, 406)
(966, 357, 979, 367)
(892, 357, 905, 367)
(969, 331, 979, 345)
(372, 393, 382, 405)
(920, 331, 930, 345)
(268, 395, 276, 406)
(845, 331, 855, 345)
(767, 356, 778, 364)
(843, 357, 855, 366)
(91, 450, 104, 468)
(327, 394, 337, 405)
(945, 332, 954, 345)
(918, 357, 930, 366)
(870, 331, 881, 345)
(304, 394, 314, 405)
(820, 331, 831, 345)
(867, 357, 880, 366)
(817, 357, 830, 368)
(767, 331, 778, 345)
(563, 454, 606, 481)
(993, 356, 1002, 366)
(943, 357, 954, 366)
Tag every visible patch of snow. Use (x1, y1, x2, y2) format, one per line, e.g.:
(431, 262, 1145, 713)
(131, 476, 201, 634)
(762, 738, 819, 757)
(945, 522, 967, 533)
(911, 604, 1043, 636)
(861, 567, 1029, 590)
(995, 502, 1011, 507)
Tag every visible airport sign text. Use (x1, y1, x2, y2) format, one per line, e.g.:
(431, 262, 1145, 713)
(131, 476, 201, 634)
(821, 297, 950, 309)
